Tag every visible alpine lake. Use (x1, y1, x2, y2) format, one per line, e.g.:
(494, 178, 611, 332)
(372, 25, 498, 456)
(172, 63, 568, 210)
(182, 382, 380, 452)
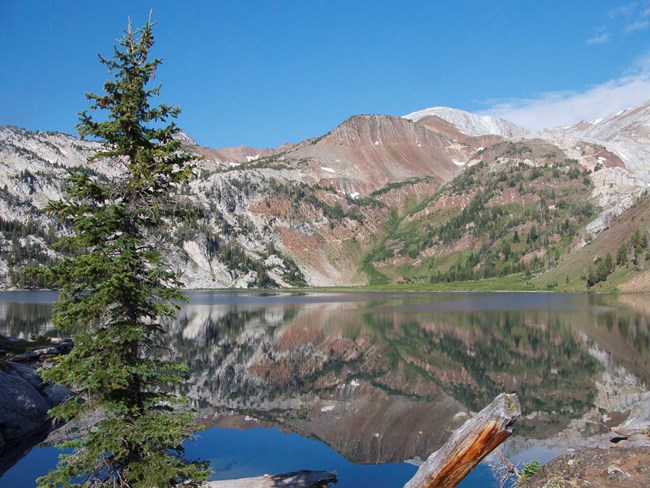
(1, 290, 649, 487)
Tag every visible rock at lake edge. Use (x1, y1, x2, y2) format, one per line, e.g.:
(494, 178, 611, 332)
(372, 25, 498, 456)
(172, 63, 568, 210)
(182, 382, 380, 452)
(528, 446, 650, 488)
(0, 362, 51, 440)
(0, 360, 71, 474)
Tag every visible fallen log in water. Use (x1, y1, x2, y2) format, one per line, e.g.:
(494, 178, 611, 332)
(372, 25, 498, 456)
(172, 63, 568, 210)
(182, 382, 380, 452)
(404, 392, 521, 488)
(206, 470, 337, 487)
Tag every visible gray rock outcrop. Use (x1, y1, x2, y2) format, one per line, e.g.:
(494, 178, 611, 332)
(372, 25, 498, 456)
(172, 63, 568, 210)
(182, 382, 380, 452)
(0, 360, 70, 474)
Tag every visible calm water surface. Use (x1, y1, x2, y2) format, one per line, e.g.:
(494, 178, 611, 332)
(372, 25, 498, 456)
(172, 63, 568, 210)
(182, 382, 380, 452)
(1, 291, 649, 487)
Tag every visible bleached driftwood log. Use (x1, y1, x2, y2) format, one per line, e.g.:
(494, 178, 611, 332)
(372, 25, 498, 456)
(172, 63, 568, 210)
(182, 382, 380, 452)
(404, 393, 521, 488)
(206, 469, 337, 487)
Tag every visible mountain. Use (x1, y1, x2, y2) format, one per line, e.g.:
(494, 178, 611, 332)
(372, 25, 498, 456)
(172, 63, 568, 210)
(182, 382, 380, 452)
(536, 101, 650, 237)
(1, 99, 649, 291)
(403, 106, 529, 138)
(173, 131, 198, 146)
(553, 100, 650, 181)
(189, 144, 284, 166)
(361, 96, 650, 290)
(280, 114, 467, 196)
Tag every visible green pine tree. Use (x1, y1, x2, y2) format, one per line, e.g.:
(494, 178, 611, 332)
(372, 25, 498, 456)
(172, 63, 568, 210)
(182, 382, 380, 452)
(37, 19, 210, 487)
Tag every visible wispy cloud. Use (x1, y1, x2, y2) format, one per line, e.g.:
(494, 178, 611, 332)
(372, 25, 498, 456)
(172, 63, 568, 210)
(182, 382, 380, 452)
(609, 2, 638, 18)
(625, 19, 650, 31)
(596, 1, 650, 42)
(586, 31, 610, 45)
(483, 57, 650, 130)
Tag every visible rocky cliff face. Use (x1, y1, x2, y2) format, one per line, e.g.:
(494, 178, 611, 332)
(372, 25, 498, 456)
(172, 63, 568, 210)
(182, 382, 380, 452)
(0, 125, 361, 288)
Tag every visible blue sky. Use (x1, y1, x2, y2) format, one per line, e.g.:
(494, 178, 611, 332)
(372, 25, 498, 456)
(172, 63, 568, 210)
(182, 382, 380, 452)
(1, 1, 649, 148)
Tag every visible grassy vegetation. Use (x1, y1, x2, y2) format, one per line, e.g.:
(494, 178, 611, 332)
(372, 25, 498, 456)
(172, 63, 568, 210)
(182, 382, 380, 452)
(369, 175, 435, 197)
(315, 273, 537, 292)
(533, 192, 650, 292)
(362, 157, 602, 287)
(359, 209, 399, 285)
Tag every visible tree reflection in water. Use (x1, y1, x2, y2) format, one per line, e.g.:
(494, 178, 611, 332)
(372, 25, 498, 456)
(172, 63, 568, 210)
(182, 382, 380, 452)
(2, 291, 649, 465)
(165, 292, 650, 463)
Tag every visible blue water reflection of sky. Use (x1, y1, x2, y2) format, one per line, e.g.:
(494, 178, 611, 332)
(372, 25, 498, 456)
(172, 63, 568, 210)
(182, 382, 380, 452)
(2, 426, 495, 488)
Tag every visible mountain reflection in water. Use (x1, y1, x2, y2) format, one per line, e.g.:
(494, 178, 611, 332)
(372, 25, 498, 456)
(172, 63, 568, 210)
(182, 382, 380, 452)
(168, 291, 650, 464)
(1, 291, 649, 467)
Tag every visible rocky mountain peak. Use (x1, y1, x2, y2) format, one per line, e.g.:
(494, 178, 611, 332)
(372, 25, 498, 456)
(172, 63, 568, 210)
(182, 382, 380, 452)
(173, 131, 198, 146)
(286, 114, 467, 195)
(564, 99, 650, 142)
(402, 106, 529, 138)
(326, 114, 433, 146)
(547, 98, 650, 181)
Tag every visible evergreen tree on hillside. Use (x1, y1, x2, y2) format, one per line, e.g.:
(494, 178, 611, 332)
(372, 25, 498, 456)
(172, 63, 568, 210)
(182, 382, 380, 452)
(38, 19, 209, 487)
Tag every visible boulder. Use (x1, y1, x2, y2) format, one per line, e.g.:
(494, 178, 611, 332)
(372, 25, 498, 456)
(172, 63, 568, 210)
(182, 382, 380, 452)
(0, 360, 71, 467)
(0, 362, 52, 443)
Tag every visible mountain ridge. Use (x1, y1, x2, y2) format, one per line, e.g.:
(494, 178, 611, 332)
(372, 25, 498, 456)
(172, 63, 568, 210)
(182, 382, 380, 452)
(549, 100, 650, 182)
(403, 106, 529, 138)
(1, 99, 649, 291)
